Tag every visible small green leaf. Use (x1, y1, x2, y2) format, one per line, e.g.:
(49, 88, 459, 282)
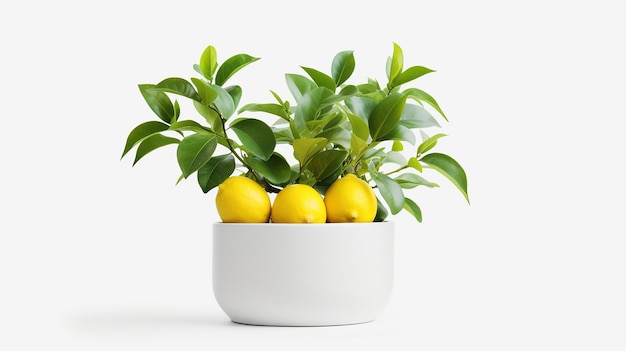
(417, 133, 447, 156)
(372, 172, 405, 215)
(293, 137, 328, 165)
(230, 118, 276, 161)
(215, 53, 260, 86)
(395, 172, 438, 189)
(133, 133, 179, 165)
(331, 50, 355, 86)
(285, 73, 317, 101)
(197, 154, 235, 193)
(388, 42, 404, 83)
(210, 84, 236, 119)
(199, 45, 218, 80)
(190, 78, 218, 105)
(404, 88, 448, 121)
(300, 66, 337, 91)
(408, 157, 423, 172)
(238, 103, 290, 120)
(307, 150, 348, 181)
(154, 77, 201, 102)
(176, 134, 217, 178)
(121, 121, 170, 158)
(421, 153, 469, 203)
(392, 141, 403, 152)
(245, 153, 291, 184)
(392, 66, 435, 87)
(369, 93, 408, 141)
(403, 198, 422, 222)
(138, 84, 175, 123)
(398, 104, 441, 129)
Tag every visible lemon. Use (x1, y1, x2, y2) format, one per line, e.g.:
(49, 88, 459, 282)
(271, 184, 326, 223)
(324, 174, 377, 222)
(215, 176, 271, 223)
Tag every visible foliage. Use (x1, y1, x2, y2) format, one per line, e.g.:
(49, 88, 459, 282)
(121, 43, 469, 222)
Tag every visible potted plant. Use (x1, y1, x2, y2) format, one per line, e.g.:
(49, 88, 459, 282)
(121, 43, 469, 326)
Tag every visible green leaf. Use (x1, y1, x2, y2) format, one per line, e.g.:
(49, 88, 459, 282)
(225, 85, 243, 109)
(331, 50, 355, 86)
(230, 118, 276, 161)
(245, 153, 291, 184)
(293, 137, 328, 165)
(154, 77, 201, 101)
(215, 53, 260, 86)
(347, 113, 369, 141)
(403, 198, 422, 222)
(121, 121, 170, 158)
(192, 101, 222, 132)
(315, 126, 351, 149)
(285, 73, 318, 101)
(300, 66, 337, 91)
(307, 150, 348, 181)
(350, 135, 368, 160)
(238, 103, 290, 120)
(421, 153, 469, 203)
(190, 78, 218, 105)
(345, 96, 377, 121)
(210, 84, 235, 119)
(133, 133, 179, 165)
(294, 87, 333, 131)
(392, 141, 403, 152)
(417, 133, 447, 155)
(197, 154, 235, 193)
(394, 172, 438, 189)
(388, 42, 404, 83)
(199, 45, 218, 80)
(392, 66, 435, 87)
(168, 120, 214, 135)
(369, 93, 408, 141)
(380, 125, 416, 144)
(372, 172, 405, 215)
(357, 79, 381, 95)
(398, 103, 441, 129)
(138, 84, 175, 123)
(374, 197, 389, 222)
(319, 85, 358, 109)
(176, 134, 217, 178)
(408, 157, 422, 172)
(404, 88, 448, 121)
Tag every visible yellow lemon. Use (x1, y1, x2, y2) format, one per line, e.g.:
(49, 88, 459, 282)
(215, 176, 271, 223)
(324, 174, 377, 222)
(271, 184, 326, 223)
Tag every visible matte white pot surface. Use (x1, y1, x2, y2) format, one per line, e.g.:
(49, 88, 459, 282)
(212, 222, 394, 326)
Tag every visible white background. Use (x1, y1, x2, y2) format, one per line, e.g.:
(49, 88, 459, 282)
(1, 0, 625, 350)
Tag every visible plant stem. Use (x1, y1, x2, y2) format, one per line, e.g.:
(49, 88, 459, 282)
(385, 165, 408, 176)
(218, 114, 261, 181)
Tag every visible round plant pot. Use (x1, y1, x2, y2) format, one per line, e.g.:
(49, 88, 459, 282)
(212, 222, 394, 326)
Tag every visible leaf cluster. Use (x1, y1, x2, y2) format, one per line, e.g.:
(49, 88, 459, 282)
(122, 43, 469, 222)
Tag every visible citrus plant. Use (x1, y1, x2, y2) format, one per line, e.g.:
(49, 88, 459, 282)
(121, 43, 469, 222)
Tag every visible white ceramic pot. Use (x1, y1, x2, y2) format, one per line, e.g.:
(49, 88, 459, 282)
(212, 222, 394, 326)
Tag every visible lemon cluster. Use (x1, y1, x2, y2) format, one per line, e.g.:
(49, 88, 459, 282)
(215, 174, 377, 223)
